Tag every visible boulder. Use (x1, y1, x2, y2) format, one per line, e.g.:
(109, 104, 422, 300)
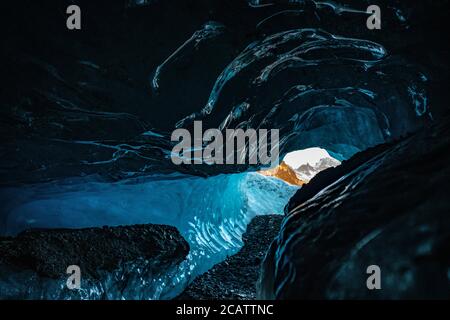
(0, 223, 189, 299)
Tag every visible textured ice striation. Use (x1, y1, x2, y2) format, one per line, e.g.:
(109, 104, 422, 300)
(172, 27, 430, 161)
(0, 172, 298, 299)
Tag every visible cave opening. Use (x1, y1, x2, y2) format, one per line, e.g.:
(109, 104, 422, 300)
(259, 147, 341, 186)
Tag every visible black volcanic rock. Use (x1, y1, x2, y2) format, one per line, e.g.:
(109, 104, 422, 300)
(259, 116, 450, 299)
(178, 215, 283, 300)
(0, 224, 189, 299)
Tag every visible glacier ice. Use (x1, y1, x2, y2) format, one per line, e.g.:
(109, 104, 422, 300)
(0, 171, 298, 299)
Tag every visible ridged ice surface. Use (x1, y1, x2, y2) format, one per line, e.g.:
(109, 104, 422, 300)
(173, 27, 429, 161)
(0, 172, 298, 299)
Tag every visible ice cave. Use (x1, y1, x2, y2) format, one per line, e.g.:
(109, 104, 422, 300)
(0, 0, 449, 301)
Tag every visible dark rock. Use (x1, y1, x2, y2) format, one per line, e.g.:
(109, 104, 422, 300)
(178, 215, 282, 300)
(259, 116, 450, 299)
(0, 223, 189, 299)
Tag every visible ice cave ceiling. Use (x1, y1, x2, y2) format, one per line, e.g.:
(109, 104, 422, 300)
(1, 0, 448, 185)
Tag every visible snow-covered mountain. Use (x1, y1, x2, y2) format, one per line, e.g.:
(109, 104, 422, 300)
(259, 157, 340, 186)
(295, 157, 341, 183)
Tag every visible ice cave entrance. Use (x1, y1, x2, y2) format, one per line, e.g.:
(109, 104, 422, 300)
(0, 147, 340, 299)
(259, 147, 341, 186)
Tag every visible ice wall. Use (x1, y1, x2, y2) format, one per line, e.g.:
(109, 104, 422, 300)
(0, 172, 298, 299)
